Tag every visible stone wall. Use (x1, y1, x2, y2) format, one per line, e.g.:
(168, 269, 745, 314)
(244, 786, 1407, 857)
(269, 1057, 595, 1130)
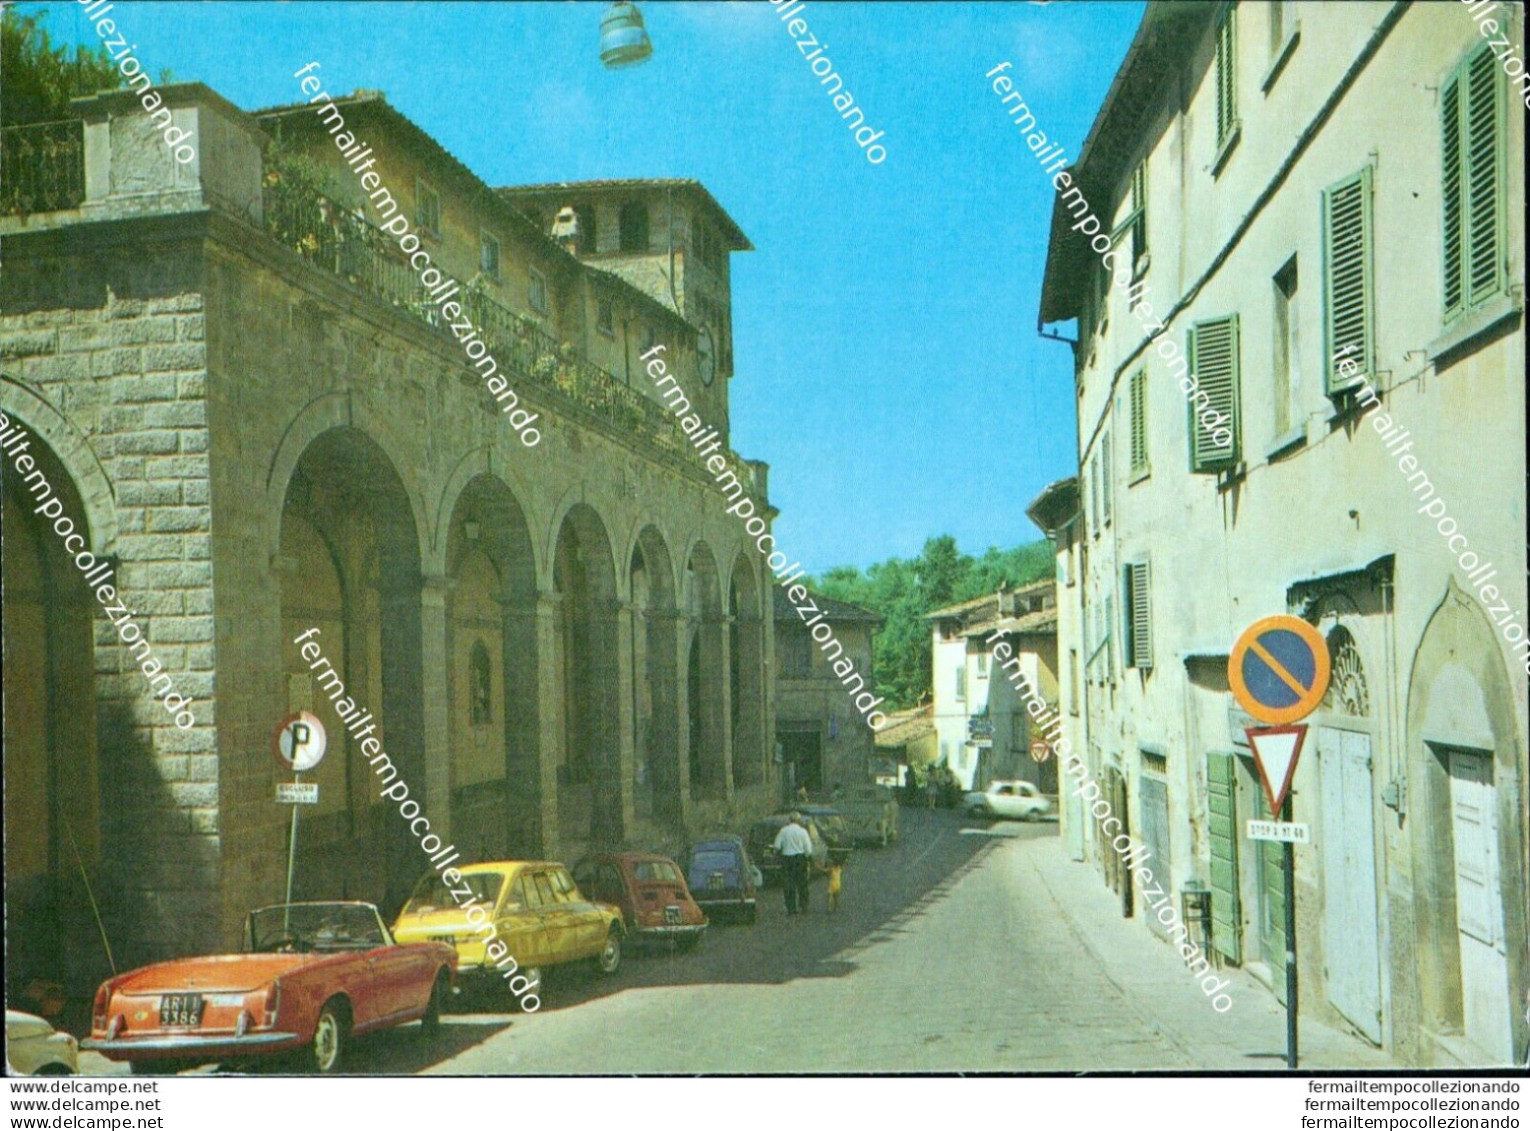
(1, 216, 219, 967)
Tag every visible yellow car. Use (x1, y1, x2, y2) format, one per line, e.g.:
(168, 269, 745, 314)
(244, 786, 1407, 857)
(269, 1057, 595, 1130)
(392, 861, 624, 1006)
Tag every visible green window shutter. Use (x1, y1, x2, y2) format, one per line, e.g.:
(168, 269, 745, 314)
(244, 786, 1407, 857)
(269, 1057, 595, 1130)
(1131, 162, 1148, 263)
(1441, 71, 1465, 319)
(1090, 454, 1101, 536)
(1322, 167, 1374, 394)
(1124, 561, 1152, 670)
(1188, 315, 1240, 472)
(1442, 45, 1507, 323)
(1101, 431, 1113, 525)
(1464, 46, 1505, 306)
(1129, 369, 1148, 475)
(1216, 6, 1238, 147)
(1206, 751, 1241, 964)
(1104, 592, 1115, 682)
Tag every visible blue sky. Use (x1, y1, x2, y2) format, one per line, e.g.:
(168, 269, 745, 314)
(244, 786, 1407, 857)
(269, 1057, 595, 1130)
(28, 0, 1143, 572)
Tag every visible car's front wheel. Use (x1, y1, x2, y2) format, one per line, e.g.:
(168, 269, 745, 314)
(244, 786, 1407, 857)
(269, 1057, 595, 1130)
(595, 928, 622, 975)
(311, 999, 348, 1074)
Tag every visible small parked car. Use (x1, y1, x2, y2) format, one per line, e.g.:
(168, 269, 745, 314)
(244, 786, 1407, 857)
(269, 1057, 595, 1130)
(963, 779, 1053, 821)
(6, 1010, 78, 1075)
(393, 861, 625, 1001)
(748, 814, 830, 884)
(83, 902, 456, 1074)
(682, 836, 759, 924)
(572, 853, 708, 950)
(833, 783, 900, 845)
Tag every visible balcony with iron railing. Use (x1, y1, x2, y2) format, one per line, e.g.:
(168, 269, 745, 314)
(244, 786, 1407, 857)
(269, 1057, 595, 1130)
(0, 94, 763, 496)
(0, 120, 86, 216)
(259, 164, 756, 484)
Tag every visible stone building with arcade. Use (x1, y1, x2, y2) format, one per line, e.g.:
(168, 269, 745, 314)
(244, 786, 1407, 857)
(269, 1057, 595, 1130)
(0, 82, 778, 1002)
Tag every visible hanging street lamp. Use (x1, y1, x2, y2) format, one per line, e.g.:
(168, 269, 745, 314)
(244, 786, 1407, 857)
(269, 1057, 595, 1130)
(600, 1, 654, 69)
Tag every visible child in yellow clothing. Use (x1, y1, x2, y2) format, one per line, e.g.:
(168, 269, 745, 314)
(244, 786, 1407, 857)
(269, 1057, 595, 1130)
(826, 860, 844, 912)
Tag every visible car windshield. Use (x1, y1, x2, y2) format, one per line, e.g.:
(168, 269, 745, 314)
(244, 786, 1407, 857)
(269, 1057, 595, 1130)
(403, 871, 505, 915)
(690, 850, 736, 872)
(633, 860, 683, 883)
(248, 904, 387, 953)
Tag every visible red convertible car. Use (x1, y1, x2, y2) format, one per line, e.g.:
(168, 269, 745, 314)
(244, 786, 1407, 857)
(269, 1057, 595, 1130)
(83, 902, 456, 1074)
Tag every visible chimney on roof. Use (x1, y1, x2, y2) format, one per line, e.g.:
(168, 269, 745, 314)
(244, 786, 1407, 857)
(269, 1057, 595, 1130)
(551, 206, 581, 252)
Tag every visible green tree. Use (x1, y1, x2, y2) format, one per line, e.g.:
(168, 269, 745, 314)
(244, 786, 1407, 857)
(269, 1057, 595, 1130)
(1, 9, 125, 127)
(815, 536, 1054, 711)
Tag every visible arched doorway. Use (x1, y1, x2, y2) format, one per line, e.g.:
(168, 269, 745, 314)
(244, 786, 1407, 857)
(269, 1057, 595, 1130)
(277, 428, 423, 912)
(1, 430, 104, 1013)
(630, 527, 680, 824)
(1407, 581, 1527, 1065)
(729, 553, 765, 787)
(553, 504, 621, 847)
(445, 475, 538, 859)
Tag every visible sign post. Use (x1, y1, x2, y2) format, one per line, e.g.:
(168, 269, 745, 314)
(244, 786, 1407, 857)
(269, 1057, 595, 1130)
(274, 711, 328, 929)
(1229, 615, 1330, 1071)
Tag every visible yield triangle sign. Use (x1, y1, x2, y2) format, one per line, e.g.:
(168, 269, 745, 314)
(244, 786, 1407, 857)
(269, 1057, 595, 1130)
(1246, 724, 1308, 816)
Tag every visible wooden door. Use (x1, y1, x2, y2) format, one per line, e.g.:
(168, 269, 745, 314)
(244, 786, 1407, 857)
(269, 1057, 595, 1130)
(1207, 751, 1241, 964)
(1318, 726, 1382, 1044)
(1449, 749, 1512, 1062)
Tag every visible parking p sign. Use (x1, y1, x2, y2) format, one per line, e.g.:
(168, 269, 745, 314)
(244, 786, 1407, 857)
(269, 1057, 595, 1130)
(274, 711, 327, 773)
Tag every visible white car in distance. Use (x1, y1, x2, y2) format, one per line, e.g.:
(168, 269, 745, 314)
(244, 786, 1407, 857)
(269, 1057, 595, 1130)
(963, 780, 1052, 821)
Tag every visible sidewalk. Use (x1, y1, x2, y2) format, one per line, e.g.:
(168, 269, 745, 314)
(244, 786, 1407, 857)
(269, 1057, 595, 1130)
(1012, 831, 1398, 1070)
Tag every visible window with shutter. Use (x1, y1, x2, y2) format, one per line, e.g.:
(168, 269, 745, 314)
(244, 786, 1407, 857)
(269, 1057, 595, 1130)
(1187, 315, 1241, 473)
(1442, 45, 1506, 323)
(1129, 369, 1149, 477)
(1322, 167, 1373, 394)
(1101, 431, 1113, 526)
(1104, 593, 1115, 683)
(1123, 561, 1152, 670)
(1131, 162, 1148, 265)
(1216, 6, 1239, 149)
(1090, 455, 1101, 537)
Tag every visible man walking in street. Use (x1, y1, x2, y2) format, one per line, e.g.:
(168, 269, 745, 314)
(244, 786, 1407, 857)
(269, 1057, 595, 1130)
(773, 812, 814, 915)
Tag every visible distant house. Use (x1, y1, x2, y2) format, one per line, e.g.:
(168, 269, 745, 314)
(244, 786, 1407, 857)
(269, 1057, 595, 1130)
(874, 701, 938, 786)
(774, 587, 883, 797)
(927, 581, 1060, 792)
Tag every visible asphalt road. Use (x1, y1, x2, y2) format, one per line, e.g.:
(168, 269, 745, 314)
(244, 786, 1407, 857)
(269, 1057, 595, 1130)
(83, 807, 1055, 1075)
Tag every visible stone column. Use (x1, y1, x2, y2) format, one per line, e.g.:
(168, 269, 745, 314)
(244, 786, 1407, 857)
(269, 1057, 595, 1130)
(647, 608, 684, 826)
(674, 613, 695, 815)
(501, 596, 542, 859)
(613, 597, 637, 840)
(533, 591, 564, 860)
(420, 574, 455, 843)
(708, 611, 736, 800)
